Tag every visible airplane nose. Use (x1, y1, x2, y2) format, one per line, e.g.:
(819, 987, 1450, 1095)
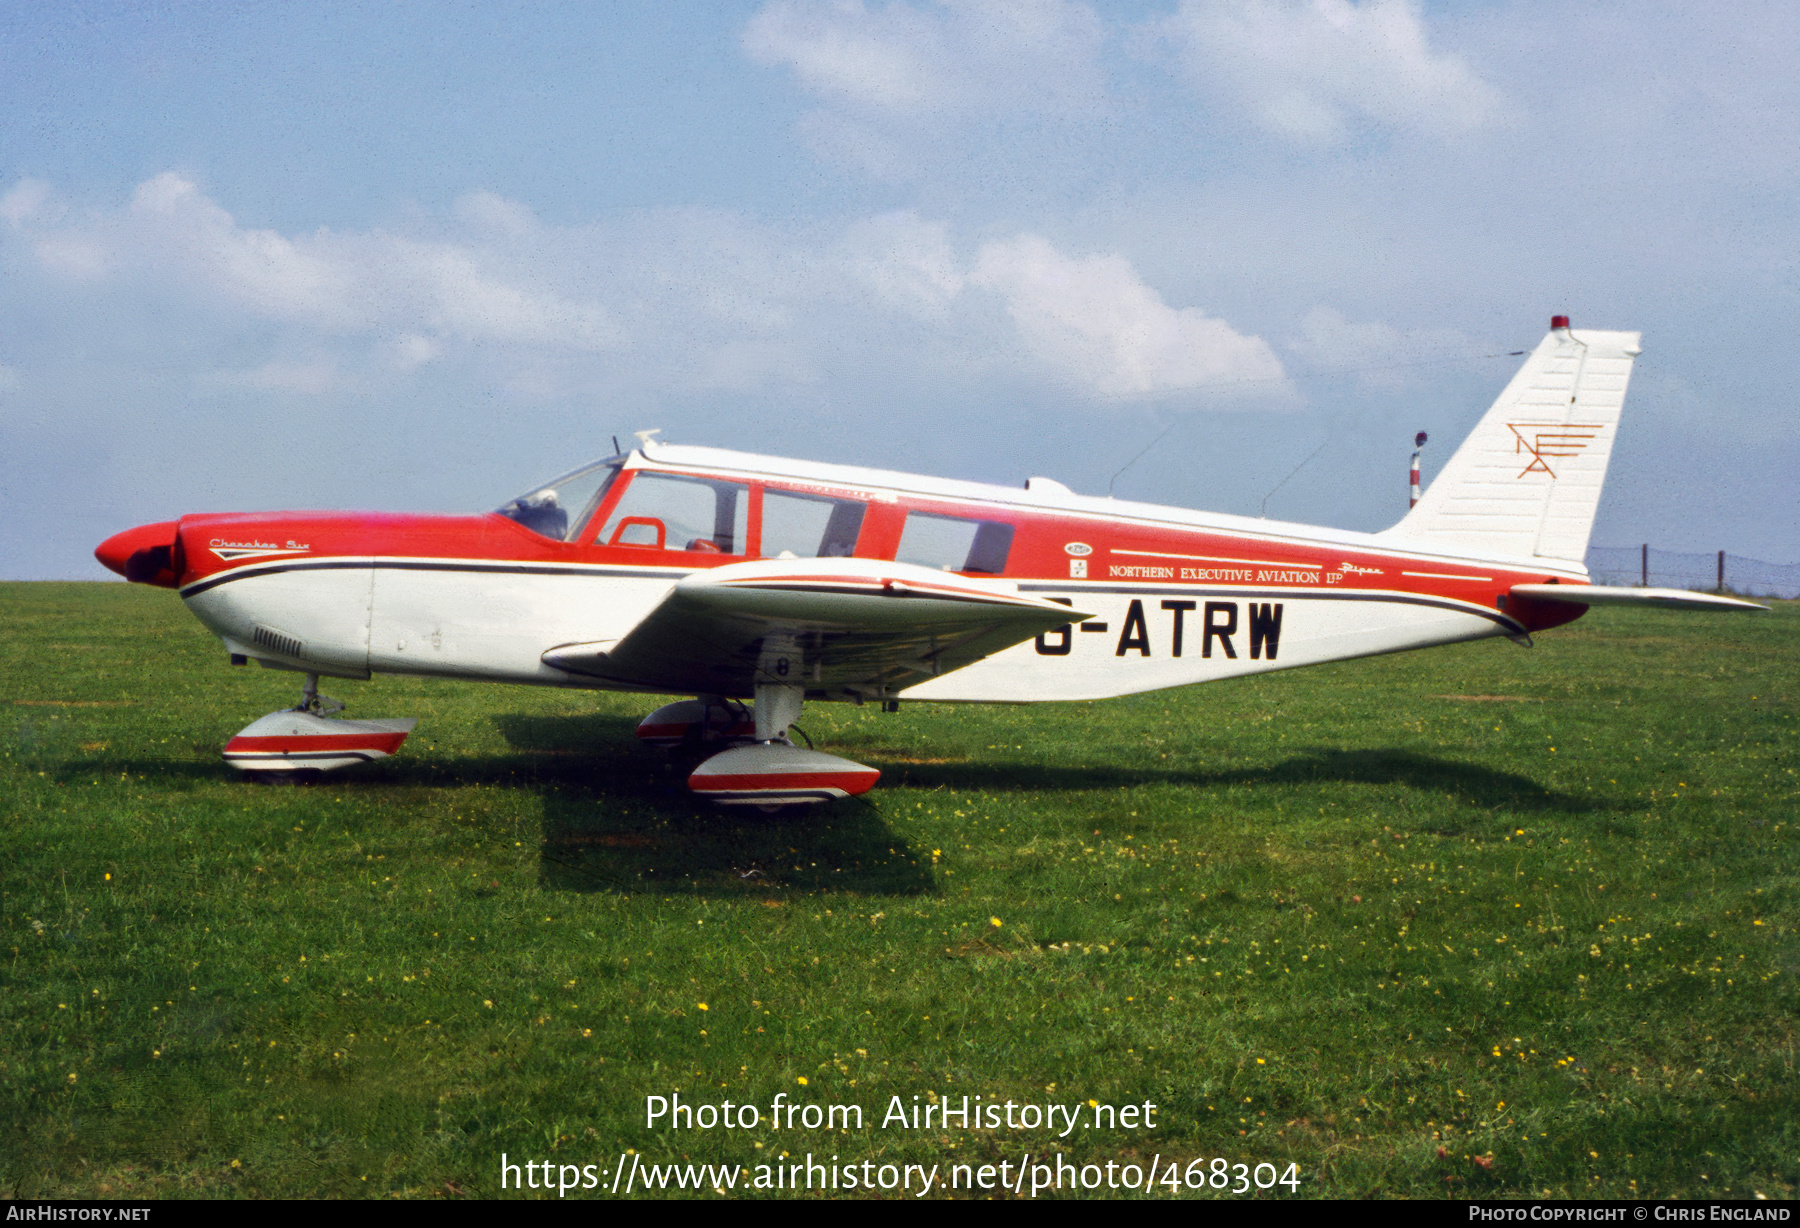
(96, 521, 182, 587)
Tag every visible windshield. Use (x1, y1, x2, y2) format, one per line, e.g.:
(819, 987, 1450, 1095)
(495, 459, 622, 542)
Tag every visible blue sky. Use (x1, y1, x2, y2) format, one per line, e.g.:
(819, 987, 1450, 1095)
(4, 1, 1797, 577)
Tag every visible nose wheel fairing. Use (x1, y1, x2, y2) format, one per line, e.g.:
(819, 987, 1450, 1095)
(223, 673, 416, 775)
(223, 710, 416, 773)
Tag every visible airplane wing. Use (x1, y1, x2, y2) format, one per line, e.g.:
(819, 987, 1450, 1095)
(1510, 584, 1768, 612)
(541, 557, 1092, 699)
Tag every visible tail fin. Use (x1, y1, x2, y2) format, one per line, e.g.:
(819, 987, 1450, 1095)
(1382, 319, 1642, 565)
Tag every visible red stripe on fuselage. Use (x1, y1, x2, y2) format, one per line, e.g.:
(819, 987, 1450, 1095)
(165, 466, 1585, 635)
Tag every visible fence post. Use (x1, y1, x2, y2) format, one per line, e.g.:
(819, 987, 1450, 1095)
(1718, 550, 1726, 594)
(1641, 543, 1648, 587)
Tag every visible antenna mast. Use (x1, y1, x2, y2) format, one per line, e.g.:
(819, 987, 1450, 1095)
(1409, 431, 1428, 509)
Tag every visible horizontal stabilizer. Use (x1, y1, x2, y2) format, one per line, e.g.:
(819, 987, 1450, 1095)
(1510, 584, 1767, 612)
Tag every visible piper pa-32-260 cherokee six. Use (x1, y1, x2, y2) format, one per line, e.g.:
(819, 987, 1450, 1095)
(96, 317, 1763, 807)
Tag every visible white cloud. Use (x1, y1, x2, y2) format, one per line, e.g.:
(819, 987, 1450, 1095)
(1288, 305, 1403, 366)
(3, 175, 1282, 407)
(744, 1, 1113, 182)
(746, 0, 954, 112)
(204, 359, 341, 395)
(1, 178, 53, 227)
(393, 333, 439, 369)
(130, 172, 352, 322)
(971, 234, 1285, 398)
(453, 190, 540, 237)
(12, 174, 620, 353)
(1286, 305, 1484, 388)
(839, 210, 964, 312)
(34, 235, 112, 279)
(1154, 0, 1502, 143)
(0, 177, 842, 395)
(745, 0, 1108, 116)
(393, 241, 617, 349)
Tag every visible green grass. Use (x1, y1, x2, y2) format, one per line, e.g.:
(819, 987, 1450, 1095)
(2, 581, 1796, 1199)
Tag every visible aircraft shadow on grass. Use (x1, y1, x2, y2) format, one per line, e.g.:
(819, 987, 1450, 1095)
(482, 717, 1606, 894)
(857, 746, 1601, 819)
(80, 715, 937, 899)
(494, 712, 938, 899)
(77, 716, 1604, 899)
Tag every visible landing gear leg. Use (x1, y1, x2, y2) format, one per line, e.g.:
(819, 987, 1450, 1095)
(753, 682, 803, 744)
(294, 673, 344, 717)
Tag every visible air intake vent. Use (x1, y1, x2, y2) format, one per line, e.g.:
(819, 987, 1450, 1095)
(252, 624, 305, 659)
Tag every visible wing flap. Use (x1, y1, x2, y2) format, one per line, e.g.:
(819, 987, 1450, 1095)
(543, 557, 1089, 697)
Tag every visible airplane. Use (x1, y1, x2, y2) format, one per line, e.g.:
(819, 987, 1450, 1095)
(95, 317, 1764, 807)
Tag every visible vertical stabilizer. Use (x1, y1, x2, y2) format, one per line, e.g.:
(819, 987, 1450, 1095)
(1382, 319, 1641, 564)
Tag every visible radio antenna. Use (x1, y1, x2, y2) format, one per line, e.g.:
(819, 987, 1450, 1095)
(1259, 437, 1331, 518)
(1108, 420, 1180, 495)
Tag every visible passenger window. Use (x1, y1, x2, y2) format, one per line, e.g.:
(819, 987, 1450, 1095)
(895, 511, 1014, 573)
(760, 490, 866, 558)
(596, 472, 749, 553)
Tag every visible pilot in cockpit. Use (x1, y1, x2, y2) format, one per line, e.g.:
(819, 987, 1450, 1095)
(509, 489, 568, 540)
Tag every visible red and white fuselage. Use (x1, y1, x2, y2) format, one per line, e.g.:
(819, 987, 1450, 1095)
(97, 323, 1757, 795)
(97, 448, 1587, 704)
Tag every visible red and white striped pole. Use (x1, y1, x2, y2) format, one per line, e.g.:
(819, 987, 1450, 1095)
(1409, 431, 1428, 508)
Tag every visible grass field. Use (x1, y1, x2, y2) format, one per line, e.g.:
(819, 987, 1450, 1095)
(2, 581, 1795, 1199)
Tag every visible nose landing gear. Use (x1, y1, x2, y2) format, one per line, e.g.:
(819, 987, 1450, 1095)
(223, 673, 417, 777)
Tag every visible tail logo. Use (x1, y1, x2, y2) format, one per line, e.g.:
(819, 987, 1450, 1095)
(1506, 422, 1606, 479)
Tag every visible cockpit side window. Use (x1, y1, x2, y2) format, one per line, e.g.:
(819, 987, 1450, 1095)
(895, 511, 1015, 573)
(595, 472, 750, 554)
(496, 462, 621, 542)
(760, 490, 866, 558)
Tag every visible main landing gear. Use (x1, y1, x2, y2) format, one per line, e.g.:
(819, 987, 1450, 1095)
(222, 673, 417, 778)
(636, 682, 879, 810)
